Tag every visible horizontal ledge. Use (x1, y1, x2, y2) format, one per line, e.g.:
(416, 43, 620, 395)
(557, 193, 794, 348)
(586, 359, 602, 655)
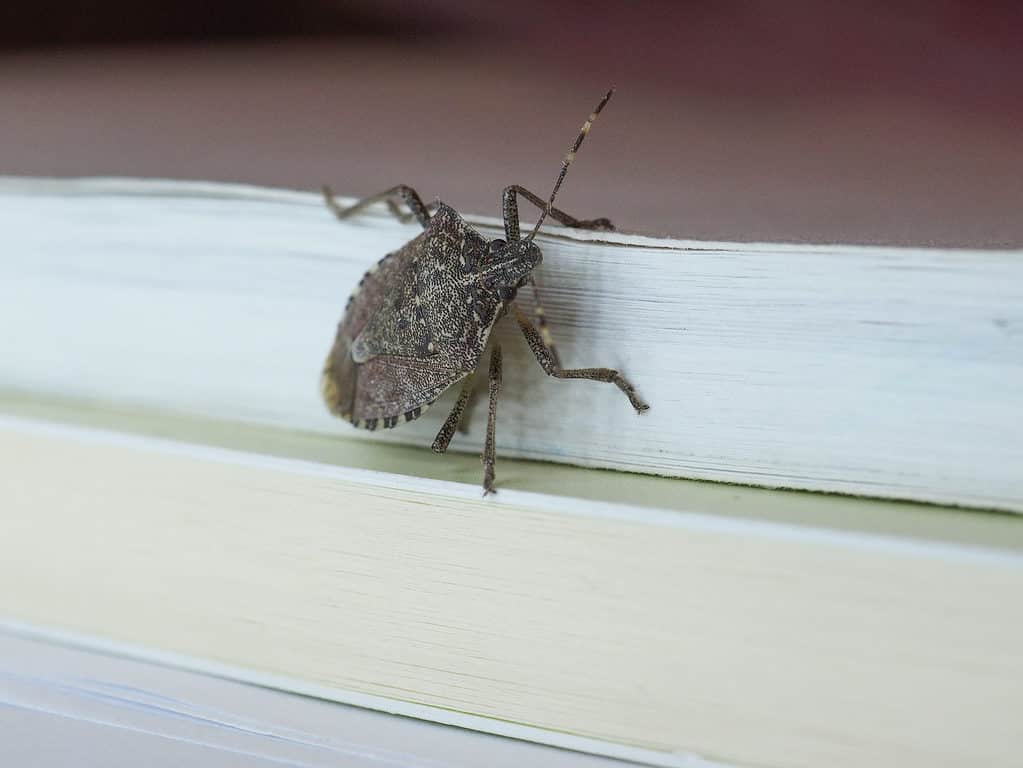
(2, 412, 1021, 768)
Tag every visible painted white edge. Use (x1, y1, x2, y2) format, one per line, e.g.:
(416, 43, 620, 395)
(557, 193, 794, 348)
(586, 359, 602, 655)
(0, 619, 729, 768)
(1, 175, 1017, 257)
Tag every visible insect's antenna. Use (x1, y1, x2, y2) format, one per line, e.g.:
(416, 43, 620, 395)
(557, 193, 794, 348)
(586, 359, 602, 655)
(527, 87, 615, 241)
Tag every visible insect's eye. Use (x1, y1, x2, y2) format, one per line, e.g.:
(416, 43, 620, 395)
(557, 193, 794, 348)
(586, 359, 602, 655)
(488, 239, 506, 254)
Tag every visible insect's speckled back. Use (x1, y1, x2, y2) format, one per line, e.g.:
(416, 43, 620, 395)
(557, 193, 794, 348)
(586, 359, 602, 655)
(321, 204, 499, 430)
(319, 89, 645, 492)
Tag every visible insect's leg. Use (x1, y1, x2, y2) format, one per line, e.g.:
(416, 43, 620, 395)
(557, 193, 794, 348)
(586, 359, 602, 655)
(457, 382, 480, 435)
(383, 198, 441, 225)
(322, 184, 432, 229)
(526, 279, 563, 369)
(431, 374, 476, 454)
(512, 305, 649, 413)
(501, 185, 614, 241)
(482, 345, 502, 496)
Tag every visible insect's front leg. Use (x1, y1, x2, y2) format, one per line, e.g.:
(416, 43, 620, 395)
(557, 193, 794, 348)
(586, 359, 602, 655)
(502, 183, 614, 351)
(512, 305, 649, 414)
(322, 184, 434, 229)
(501, 185, 614, 241)
(523, 280, 563, 370)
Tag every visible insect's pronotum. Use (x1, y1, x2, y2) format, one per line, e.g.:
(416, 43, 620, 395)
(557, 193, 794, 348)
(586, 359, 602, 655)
(320, 89, 649, 494)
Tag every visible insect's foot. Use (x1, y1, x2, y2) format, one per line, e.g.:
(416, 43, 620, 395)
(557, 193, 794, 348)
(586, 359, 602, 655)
(482, 468, 496, 496)
(581, 217, 615, 231)
(619, 384, 649, 414)
(322, 185, 343, 216)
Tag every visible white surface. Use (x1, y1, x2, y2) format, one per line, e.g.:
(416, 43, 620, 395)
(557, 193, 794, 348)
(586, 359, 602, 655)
(0, 631, 654, 768)
(1, 177, 1021, 510)
(2, 416, 1022, 768)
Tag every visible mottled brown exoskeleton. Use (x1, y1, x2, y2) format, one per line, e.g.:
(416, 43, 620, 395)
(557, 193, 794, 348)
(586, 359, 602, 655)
(320, 89, 649, 494)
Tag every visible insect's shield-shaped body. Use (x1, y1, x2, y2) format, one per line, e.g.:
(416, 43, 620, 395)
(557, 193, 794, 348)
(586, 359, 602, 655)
(321, 88, 647, 494)
(321, 204, 539, 431)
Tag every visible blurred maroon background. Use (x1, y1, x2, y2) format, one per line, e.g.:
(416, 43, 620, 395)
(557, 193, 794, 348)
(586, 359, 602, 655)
(1, 0, 1021, 245)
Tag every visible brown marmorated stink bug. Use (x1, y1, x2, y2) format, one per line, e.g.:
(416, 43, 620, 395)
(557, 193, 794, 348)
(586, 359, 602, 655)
(320, 89, 649, 495)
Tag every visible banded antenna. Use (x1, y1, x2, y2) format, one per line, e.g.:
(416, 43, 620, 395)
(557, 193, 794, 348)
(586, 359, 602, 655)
(526, 88, 615, 241)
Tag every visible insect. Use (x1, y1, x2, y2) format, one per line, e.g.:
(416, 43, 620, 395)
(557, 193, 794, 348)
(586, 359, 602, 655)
(320, 88, 649, 495)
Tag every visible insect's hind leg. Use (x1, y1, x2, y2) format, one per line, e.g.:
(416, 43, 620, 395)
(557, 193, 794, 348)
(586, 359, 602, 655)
(322, 184, 433, 229)
(456, 383, 481, 435)
(481, 345, 502, 495)
(512, 305, 648, 413)
(431, 374, 477, 454)
(501, 184, 614, 241)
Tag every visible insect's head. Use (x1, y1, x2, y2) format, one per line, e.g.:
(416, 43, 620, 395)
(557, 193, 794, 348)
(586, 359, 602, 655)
(480, 237, 542, 302)
(480, 88, 614, 305)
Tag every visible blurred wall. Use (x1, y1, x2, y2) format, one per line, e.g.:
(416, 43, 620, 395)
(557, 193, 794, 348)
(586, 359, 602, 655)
(1, 1, 1020, 244)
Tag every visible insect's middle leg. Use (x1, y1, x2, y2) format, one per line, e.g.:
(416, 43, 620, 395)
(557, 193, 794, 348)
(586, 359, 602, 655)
(512, 305, 649, 413)
(501, 185, 614, 241)
(482, 345, 502, 496)
(322, 184, 434, 229)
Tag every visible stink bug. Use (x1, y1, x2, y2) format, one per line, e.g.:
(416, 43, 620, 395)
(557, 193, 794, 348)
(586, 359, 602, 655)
(320, 89, 649, 495)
